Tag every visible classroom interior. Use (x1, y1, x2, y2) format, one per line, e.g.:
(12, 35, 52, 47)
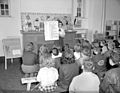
(0, 0, 120, 93)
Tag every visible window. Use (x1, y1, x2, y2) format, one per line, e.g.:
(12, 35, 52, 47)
(72, 0, 87, 29)
(0, 0, 10, 16)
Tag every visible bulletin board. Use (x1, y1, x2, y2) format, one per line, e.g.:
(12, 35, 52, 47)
(21, 12, 73, 31)
(2, 38, 22, 58)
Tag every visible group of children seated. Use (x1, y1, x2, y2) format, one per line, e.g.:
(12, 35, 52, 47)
(21, 39, 120, 93)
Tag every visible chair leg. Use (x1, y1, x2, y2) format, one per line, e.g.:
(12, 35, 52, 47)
(27, 83, 31, 91)
(11, 58, 13, 63)
(5, 58, 7, 70)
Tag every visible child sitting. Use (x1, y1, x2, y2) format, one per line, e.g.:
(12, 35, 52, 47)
(55, 49, 79, 92)
(51, 47, 62, 70)
(74, 43, 82, 61)
(51, 47, 62, 59)
(37, 53, 59, 92)
(91, 47, 108, 81)
(79, 46, 91, 66)
(21, 42, 39, 77)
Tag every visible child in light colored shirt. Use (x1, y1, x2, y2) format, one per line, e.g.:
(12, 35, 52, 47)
(69, 59, 100, 93)
(37, 53, 59, 92)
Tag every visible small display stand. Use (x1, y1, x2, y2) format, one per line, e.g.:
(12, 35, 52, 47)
(2, 38, 22, 70)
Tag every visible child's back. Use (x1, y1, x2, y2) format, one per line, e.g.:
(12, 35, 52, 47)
(23, 51, 37, 65)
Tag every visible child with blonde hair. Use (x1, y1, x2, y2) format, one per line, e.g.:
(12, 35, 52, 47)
(37, 52, 59, 92)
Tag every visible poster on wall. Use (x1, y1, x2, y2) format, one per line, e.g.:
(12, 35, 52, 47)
(21, 12, 73, 32)
(44, 21, 59, 41)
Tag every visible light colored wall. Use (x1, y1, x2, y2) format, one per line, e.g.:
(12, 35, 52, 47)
(86, 0, 103, 42)
(106, 0, 120, 20)
(20, 0, 72, 13)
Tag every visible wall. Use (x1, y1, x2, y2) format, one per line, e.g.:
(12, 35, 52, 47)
(0, 0, 21, 56)
(106, 0, 120, 20)
(20, 0, 72, 14)
(86, 0, 103, 42)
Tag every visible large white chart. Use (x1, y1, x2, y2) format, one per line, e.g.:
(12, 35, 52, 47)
(44, 21, 59, 41)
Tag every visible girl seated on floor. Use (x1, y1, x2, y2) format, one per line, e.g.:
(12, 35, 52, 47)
(21, 42, 39, 77)
(37, 52, 59, 92)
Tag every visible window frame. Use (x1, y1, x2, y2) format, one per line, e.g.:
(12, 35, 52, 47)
(0, 0, 11, 17)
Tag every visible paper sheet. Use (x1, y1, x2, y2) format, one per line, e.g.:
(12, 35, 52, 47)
(12, 49, 21, 55)
(44, 21, 59, 41)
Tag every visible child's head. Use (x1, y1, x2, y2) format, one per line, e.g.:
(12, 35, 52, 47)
(93, 47, 102, 55)
(107, 41, 115, 50)
(39, 44, 49, 55)
(82, 46, 91, 57)
(40, 53, 55, 68)
(82, 58, 93, 71)
(110, 52, 120, 65)
(61, 49, 75, 64)
(74, 43, 81, 52)
(92, 41, 100, 48)
(25, 42, 34, 52)
(52, 47, 59, 56)
(63, 43, 70, 51)
(100, 40, 106, 47)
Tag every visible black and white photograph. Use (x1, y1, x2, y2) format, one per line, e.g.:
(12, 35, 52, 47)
(0, 0, 120, 93)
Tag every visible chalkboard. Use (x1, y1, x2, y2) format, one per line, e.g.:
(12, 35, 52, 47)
(2, 38, 22, 58)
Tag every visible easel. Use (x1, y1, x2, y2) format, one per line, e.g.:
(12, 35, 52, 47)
(2, 38, 22, 70)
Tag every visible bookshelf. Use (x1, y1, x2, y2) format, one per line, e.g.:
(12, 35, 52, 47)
(105, 20, 120, 40)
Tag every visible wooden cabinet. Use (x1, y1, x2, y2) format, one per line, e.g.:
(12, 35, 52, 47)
(64, 31, 76, 48)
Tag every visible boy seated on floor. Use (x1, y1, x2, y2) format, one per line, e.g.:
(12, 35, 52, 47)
(21, 42, 39, 77)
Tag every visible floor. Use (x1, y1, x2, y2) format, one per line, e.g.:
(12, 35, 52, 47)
(0, 57, 66, 93)
(0, 57, 26, 90)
